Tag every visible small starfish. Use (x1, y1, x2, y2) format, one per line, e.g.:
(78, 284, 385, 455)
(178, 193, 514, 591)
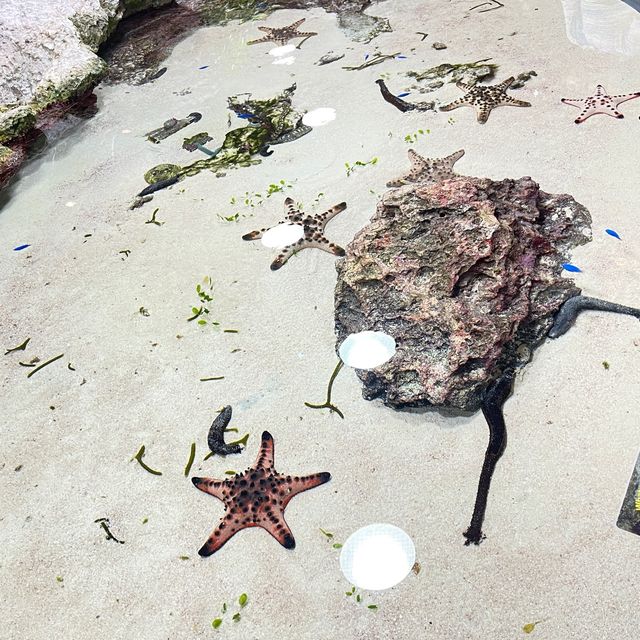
(192, 431, 331, 556)
(560, 84, 640, 124)
(243, 197, 347, 271)
(247, 18, 317, 47)
(387, 148, 465, 187)
(439, 77, 531, 124)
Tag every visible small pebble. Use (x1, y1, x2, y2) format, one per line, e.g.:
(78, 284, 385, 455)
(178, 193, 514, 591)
(432, 42, 447, 50)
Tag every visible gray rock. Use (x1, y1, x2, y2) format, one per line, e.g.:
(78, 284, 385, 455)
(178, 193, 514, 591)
(334, 174, 592, 411)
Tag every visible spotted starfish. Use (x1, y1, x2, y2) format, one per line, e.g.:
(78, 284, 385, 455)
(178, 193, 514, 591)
(439, 77, 531, 124)
(387, 148, 465, 187)
(243, 197, 347, 271)
(192, 431, 331, 556)
(560, 84, 640, 124)
(247, 18, 317, 46)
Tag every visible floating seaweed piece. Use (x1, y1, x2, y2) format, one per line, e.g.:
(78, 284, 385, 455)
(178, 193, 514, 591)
(136, 85, 305, 197)
(132, 445, 163, 476)
(182, 132, 220, 157)
(4, 338, 30, 355)
(206, 406, 247, 456)
(13, 244, 30, 251)
(407, 58, 497, 85)
(416, 31, 429, 41)
(144, 208, 164, 226)
(95, 518, 125, 544)
(304, 360, 345, 419)
(470, 0, 504, 12)
(26, 353, 64, 378)
(605, 228, 621, 239)
(316, 51, 345, 66)
(192, 431, 331, 556)
(200, 376, 225, 382)
(184, 443, 196, 477)
(343, 51, 401, 71)
(145, 112, 201, 143)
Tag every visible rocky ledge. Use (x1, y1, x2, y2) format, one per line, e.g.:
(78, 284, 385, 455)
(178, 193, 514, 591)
(334, 174, 592, 412)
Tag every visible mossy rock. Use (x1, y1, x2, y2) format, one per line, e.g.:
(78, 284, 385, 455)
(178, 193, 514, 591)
(144, 163, 181, 184)
(0, 106, 37, 144)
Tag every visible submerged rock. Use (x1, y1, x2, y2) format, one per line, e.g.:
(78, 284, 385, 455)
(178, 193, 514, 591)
(334, 174, 592, 411)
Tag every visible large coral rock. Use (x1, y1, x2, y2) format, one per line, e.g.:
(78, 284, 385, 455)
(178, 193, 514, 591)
(334, 176, 592, 411)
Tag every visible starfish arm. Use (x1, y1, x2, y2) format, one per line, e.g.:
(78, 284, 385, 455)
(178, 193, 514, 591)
(407, 148, 428, 169)
(242, 227, 268, 241)
(257, 26, 272, 32)
(560, 98, 585, 108)
(290, 18, 306, 28)
(613, 92, 640, 105)
(315, 202, 347, 227)
(198, 519, 246, 556)
(281, 472, 331, 508)
(502, 97, 531, 107)
(255, 431, 275, 469)
(439, 98, 468, 112)
(270, 239, 304, 270)
(259, 512, 296, 549)
(455, 81, 473, 90)
(284, 197, 299, 218)
(476, 104, 492, 124)
(497, 76, 515, 89)
(307, 238, 345, 257)
(247, 36, 272, 45)
(444, 149, 465, 165)
(574, 108, 594, 124)
(386, 174, 411, 187)
(192, 476, 226, 500)
(296, 31, 318, 38)
(596, 84, 606, 95)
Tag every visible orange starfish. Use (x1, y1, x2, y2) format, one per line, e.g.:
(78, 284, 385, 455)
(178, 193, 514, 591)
(192, 431, 331, 556)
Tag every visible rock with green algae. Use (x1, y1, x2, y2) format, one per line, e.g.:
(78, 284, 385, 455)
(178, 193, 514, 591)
(141, 83, 306, 190)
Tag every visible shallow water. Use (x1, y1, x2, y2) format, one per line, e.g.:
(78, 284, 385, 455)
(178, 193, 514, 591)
(1, 1, 640, 638)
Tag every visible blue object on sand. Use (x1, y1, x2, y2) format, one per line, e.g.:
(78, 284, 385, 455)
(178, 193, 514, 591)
(562, 263, 582, 273)
(605, 228, 621, 239)
(13, 244, 30, 251)
(396, 55, 407, 59)
(397, 92, 410, 97)
(199, 65, 209, 70)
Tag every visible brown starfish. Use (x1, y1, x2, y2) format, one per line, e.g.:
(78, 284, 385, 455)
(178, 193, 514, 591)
(439, 77, 531, 124)
(561, 84, 640, 124)
(247, 18, 317, 47)
(192, 431, 331, 556)
(387, 149, 465, 187)
(242, 197, 347, 271)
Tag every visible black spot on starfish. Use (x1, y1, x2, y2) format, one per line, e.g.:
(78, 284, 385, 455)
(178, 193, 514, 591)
(192, 431, 331, 556)
(247, 18, 317, 47)
(439, 77, 531, 124)
(242, 197, 347, 271)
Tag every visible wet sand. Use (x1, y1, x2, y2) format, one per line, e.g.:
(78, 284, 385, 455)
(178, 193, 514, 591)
(1, 1, 639, 638)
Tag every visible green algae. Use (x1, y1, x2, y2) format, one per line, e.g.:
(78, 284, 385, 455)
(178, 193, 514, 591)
(142, 84, 305, 189)
(407, 58, 498, 85)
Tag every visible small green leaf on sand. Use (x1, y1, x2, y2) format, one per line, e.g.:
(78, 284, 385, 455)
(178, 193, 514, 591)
(184, 442, 196, 477)
(179, 555, 190, 560)
(4, 338, 30, 355)
(319, 528, 334, 538)
(523, 620, 544, 634)
(602, 361, 610, 370)
(232, 613, 241, 622)
(238, 593, 248, 607)
(132, 445, 162, 476)
(333, 543, 343, 549)
(56, 576, 64, 583)
(212, 618, 222, 629)
(368, 605, 378, 610)
(224, 470, 237, 475)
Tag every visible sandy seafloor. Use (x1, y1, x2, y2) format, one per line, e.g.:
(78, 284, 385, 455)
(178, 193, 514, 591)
(1, 1, 640, 638)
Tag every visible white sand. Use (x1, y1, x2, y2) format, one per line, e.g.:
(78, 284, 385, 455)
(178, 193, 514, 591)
(1, 1, 639, 638)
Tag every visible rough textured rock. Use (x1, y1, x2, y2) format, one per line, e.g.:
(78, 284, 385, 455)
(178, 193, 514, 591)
(334, 175, 592, 412)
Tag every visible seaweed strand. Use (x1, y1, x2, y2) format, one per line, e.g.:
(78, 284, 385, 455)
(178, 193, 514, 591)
(304, 359, 345, 419)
